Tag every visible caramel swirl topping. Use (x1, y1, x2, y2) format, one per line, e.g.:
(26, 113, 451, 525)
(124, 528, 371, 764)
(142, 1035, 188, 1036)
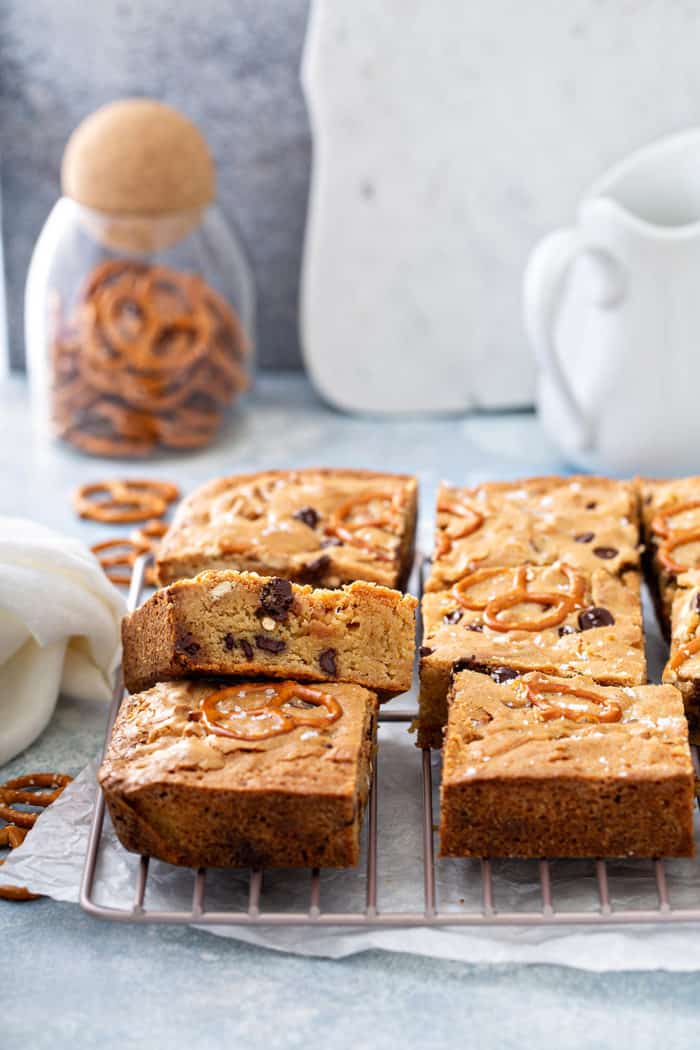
(453, 564, 586, 633)
(523, 677, 622, 724)
(200, 681, 343, 741)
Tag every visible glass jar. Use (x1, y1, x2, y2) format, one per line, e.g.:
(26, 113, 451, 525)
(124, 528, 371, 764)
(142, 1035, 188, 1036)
(26, 100, 255, 457)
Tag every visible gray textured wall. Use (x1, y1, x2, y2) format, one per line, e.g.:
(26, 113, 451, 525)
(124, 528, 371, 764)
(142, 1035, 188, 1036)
(0, 0, 311, 370)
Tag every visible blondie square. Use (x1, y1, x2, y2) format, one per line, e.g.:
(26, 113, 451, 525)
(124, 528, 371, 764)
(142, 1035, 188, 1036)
(440, 669, 695, 859)
(663, 582, 700, 737)
(427, 476, 640, 592)
(156, 468, 418, 590)
(99, 678, 378, 869)
(122, 570, 416, 696)
(640, 476, 700, 631)
(418, 565, 646, 748)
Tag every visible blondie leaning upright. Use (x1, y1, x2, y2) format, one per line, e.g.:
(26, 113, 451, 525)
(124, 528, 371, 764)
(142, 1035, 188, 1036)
(156, 468, 418, 590)
(122, 569, 417, 696)
(417, 475, 645, 748)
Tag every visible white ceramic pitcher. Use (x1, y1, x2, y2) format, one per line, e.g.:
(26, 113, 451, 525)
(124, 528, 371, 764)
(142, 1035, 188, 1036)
(524, 129, 700, 475)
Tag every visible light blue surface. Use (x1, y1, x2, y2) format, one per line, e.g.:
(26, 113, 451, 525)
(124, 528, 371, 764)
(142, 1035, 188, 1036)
(1, 373, 699, 1049)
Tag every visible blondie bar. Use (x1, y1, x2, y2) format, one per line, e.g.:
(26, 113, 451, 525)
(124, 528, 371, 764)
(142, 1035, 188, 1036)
(122, 570, 417, 696)
(428, 475, 640, 592)
(99, 678, 378, 869)
(156, 468, 418, 589)
(418, 564, 645, 748)
(663, 582, 700, 737)
(640, 476, 700, 631)
(440, 669, 695, 859)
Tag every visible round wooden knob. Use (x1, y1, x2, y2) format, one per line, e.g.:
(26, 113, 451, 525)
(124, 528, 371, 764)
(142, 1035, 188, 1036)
(61, 98, 216, 215)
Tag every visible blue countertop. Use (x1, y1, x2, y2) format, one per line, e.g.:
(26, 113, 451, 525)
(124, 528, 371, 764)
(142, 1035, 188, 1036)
(1, 373, 698, 1049)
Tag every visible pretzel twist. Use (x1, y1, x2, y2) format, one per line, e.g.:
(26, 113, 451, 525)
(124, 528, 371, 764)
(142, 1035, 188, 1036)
(74, 479, 180, 523)
(524, 676, 622, 723)
(201, 682, 343, 741)
(326, 490, 403, 561)
(91, 536, 158, 587)
(49, 260, 251, 456)
(0, 773, 72, 902)
(453, 564, 586, 632)
(434, 494, 484, 557)
(652, 500, 700, 574)
(669, 635, 700, 671)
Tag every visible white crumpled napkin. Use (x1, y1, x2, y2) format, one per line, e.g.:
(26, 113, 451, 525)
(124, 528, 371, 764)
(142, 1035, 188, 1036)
(0, 517, 125, 764)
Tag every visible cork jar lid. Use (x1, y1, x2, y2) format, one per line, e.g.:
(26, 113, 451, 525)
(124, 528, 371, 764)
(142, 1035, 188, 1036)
(61, 99, 216, 215)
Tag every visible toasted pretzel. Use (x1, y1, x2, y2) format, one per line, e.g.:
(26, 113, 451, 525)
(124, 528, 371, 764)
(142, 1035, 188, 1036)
(201, 681, 343, 741)
(74, 479, 180, 523)
(658, 529, 700, 575)
(91, 537, 158, 587)
(435, 493, 484, 557)
(669, 635, 700, 671)
(650, 500, 700, 574)
(651, 500, 700, 538)
(327, 490, 402, 560)
(453, 567, 517, 610)
(51, 259, 250, 458)
(524, 677, 622, 723)
(0, 773, 72, 903)
(454, 564, 586, 632)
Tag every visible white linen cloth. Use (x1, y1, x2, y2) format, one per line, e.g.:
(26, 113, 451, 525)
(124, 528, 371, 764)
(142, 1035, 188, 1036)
(0, 517, 125, 764)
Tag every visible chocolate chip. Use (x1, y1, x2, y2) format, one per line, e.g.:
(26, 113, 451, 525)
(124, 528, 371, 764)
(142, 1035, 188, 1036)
(593, 546, 618, 560)
(258, 577, 294, 621)
(255, 635, 287, 654)
(586, 501, 597, 510)
(558, 624, 577, 637)
(187, 711, 202, 722)
(452, 659, 519, 680)
(319, 648, 338, 675)
(293, 506, 320, 529)
(466, 623, 484, 632)
(300, 554, 331, 582)
(241, 639, 254, 660)
(490, 666, 520, 683)
(578, 606, 615, 630)
(419, 646, 433, 657)
(574, 531, 594, 543)
(176, 632, 200, 656)
(223, 633, 236, 651)
(444, 609, 463, 625)
(695, 593, 700, 614)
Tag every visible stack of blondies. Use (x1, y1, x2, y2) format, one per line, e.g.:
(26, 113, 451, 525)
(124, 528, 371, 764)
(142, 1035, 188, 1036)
(418, 476, 696, 859)
(99, 470, 419, 869)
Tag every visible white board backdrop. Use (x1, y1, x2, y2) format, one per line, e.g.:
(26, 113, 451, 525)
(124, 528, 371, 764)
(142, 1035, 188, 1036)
(301, 0, 700, 412)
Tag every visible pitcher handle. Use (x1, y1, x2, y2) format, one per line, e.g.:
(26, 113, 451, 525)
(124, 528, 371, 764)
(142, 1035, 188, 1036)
(523, 229, 625, 452)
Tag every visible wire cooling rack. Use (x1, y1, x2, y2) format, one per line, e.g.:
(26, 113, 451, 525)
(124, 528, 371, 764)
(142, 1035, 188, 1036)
(81, 554, 700, 927)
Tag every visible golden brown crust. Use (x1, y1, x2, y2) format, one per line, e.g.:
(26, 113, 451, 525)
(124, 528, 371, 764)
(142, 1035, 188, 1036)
(122, 570, 416, 696)
(98, 679, 377, 869)
(156, 468, 418, 590)
(440, 670, 695, 858)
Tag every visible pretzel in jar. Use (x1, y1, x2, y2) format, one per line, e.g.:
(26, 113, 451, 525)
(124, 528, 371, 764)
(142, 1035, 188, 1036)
(49, 260, 251, 457)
